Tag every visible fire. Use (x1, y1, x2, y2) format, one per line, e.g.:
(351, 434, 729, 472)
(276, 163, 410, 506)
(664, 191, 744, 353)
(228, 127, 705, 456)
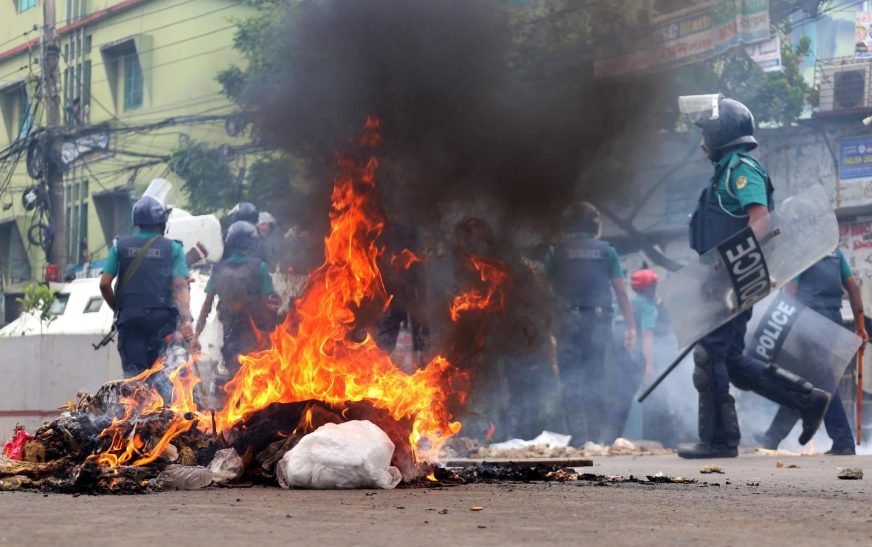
(390, 249, 423, 270)
(214, 116, 466, 459)
(449, 255, 510, 321)
(90, 116, 510, 470)
(90, 358, 203, 468)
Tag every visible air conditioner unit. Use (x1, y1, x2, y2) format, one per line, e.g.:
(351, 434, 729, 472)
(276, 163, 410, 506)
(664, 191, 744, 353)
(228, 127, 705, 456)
(818, 64, 872, 112)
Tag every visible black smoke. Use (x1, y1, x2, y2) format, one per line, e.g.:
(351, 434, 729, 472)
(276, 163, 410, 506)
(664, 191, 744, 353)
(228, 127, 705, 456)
(247, 0, 654, 235)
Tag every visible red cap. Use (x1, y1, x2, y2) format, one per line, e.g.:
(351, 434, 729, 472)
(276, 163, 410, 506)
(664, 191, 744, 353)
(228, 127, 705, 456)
(631, 269, 658, 291)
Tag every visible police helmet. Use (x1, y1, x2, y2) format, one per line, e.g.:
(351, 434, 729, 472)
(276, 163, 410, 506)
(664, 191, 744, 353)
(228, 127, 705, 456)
(233, 201, 259, 224)
(132, 195, 169, 227)
(563, 201, 601, 237)
(224, 220, 259, 256)
(700, 98, 757, 158)
(630, 269, 659, 292)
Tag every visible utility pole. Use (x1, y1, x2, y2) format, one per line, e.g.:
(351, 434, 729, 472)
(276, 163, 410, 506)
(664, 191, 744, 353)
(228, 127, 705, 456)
(42, 0, 67, 276)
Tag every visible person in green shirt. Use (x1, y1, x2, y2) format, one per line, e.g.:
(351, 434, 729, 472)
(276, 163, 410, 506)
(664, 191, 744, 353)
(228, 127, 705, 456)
(99, 194, 193, 400)
(544, 201, 636, 445)
(193, 221, 278, 385)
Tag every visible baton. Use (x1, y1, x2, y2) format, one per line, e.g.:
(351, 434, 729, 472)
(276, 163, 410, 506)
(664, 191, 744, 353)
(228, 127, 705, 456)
(637, 341, 696, 403)
(858, 345, 864, 445)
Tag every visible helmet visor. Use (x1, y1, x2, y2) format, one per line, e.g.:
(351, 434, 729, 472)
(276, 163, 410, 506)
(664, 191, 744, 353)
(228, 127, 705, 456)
(143, 178, 173, 209)
(678, 94, 723, 126)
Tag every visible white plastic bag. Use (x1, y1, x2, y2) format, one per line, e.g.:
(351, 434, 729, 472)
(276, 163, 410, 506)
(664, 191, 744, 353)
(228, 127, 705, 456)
(157, 464, 214, 490)
(276, 420, 402, 490)
(208, 448, 244, 483)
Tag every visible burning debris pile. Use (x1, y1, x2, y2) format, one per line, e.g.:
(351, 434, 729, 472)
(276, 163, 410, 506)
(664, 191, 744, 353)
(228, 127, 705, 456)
(1, 118, 517, 494)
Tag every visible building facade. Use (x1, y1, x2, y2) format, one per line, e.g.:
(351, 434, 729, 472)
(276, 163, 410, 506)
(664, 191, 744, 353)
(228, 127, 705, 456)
(0, 0, 249, 322)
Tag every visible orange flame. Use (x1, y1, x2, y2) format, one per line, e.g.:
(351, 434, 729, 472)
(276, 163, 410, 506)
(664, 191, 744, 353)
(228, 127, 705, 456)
(214, 116, 465, 459)
(390, 249, 422, 270)
(90, 358, 203, 468)
(449, 256, 510, 321)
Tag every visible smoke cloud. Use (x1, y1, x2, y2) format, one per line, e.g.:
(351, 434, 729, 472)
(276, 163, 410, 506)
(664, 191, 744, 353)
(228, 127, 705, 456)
(249, 0, 661, 235)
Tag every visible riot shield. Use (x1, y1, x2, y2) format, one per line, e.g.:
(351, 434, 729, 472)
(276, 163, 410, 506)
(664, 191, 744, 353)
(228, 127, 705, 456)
(660, 184, 838, 348)
(744, 292, 861, 394)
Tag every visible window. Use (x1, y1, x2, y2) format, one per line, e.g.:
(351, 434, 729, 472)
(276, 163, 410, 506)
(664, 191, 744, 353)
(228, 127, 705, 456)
(83, 297, 102, 313)
(122, 53, 143, 111)
(17, 0, 37, 13)
(100, 38, 145, 113)
(0, 81, 31, 143)
(49, 294, 70, 316)
(65, 179, 89, 266)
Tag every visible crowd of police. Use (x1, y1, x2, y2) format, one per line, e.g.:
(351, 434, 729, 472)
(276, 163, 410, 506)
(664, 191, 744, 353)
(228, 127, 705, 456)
(98, 95, 866, 457)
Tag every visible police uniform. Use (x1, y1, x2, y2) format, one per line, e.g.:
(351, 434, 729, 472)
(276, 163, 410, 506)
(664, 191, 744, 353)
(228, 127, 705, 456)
(205, 253, 276, 374)
(683, 148, 773, 455)
(761, 250, 856, 451)
(103, 229, 189, 378)
(546, 233, 624, 444)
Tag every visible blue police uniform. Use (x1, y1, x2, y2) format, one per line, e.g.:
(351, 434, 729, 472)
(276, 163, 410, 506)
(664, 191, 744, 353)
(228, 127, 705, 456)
(547, 233, 623, 444)
(205, 254, 275, 374)
(104, 229, 189, 381)
(762, 250, 856, 451)
(684, 148, 774, 454)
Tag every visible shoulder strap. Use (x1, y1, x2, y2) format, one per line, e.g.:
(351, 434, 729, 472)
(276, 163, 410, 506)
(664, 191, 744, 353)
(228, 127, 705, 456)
(117, 235, 161, 307)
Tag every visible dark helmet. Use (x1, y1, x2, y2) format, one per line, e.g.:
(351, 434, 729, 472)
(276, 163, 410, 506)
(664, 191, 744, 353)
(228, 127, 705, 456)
(563, 201, 601, 236)
(132, 195, 169, 227)
(224, 221, 259, 256)
(699, 98, 757, 158)
(233, 201, 259, 224)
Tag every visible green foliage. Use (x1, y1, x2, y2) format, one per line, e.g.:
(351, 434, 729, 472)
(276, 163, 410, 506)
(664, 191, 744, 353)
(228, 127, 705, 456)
(169, 140, 299, 218)
(168, 142, 238, 215)
(16, 283, 57, 331)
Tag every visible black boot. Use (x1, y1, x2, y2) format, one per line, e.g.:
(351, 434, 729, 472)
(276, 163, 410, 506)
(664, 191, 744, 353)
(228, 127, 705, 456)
(678, 391, 738, 459)
(750, 364, 830, 445)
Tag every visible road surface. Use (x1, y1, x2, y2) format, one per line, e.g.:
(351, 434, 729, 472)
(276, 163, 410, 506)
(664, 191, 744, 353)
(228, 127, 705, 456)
(1, 454, 870, 546)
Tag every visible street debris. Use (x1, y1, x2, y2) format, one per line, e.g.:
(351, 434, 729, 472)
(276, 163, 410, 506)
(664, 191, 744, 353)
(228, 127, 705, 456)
(157, 464, 215, 490)
(837, 468, 863, 480)
(276, 421, 403, 490)
(646, 471, 696, 484)
(208, 448, 244, 484)
(545, 468, 578, 482)
(699, 465, 724, 474)
(452, 434, 674, 461)
(470, 506, 484, 511)
(776, 461, 800, 469)
(2, 426, 33, 461)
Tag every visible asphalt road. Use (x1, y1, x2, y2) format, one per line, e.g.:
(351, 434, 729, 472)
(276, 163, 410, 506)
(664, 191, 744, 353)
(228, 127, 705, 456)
(1, 454, 870, 547)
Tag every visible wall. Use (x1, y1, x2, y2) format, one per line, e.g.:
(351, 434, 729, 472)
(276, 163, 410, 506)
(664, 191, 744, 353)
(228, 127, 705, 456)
(0, 333, 121, 439)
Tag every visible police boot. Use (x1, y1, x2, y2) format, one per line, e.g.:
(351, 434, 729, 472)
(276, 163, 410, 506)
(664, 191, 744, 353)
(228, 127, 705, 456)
(750, 364, 830, 445)
(756, 407, 800, 450)
(678, 392, 738, 459)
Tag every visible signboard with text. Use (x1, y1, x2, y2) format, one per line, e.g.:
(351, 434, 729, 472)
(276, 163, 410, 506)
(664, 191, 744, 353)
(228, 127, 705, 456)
(594, 0, 770, 78)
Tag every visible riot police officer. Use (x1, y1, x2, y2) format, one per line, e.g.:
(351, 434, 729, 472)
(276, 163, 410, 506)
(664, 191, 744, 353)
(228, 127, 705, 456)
(194, 221, 278, 382)
(99, 192, 193, 394)
(759, 249, 868, 454)
(678, 96, 830, 458)
(232, 201, 259, 225)
(546, 202, 637, 445)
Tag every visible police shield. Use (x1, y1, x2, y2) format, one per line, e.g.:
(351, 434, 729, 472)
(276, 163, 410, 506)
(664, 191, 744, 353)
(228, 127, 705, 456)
(660, 184, 838, 348)
(744, 292, 861, 393)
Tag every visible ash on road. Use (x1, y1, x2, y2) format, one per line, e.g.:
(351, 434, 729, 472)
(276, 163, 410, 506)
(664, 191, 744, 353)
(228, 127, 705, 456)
(2, 455, 871, 547)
